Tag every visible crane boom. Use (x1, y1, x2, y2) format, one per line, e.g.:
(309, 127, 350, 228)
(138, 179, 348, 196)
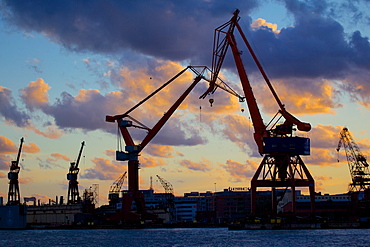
(202, 9, 315, 216)
(109, 171, 128, 194)
(202, 9, 311, 155)
(337, 127, 370, 191)
(106, 67, 206, 222)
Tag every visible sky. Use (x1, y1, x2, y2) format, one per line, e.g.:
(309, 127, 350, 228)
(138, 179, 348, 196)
(0, 0, 370, 206)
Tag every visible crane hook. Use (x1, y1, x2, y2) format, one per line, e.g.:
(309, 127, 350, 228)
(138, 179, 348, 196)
(209, 98, 214, 107)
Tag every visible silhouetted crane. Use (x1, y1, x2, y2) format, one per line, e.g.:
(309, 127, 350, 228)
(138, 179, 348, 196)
(337, 127, 370, 191)
(7, 137, 24, 205)
(67, 141, 85, 204)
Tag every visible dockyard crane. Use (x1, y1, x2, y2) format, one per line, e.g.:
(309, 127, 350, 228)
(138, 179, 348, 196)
(106, 66, 211, 222)
(67, 141, 85, 204)
(200, 9, 315, 215)
(337, 127, 370, 192)
(7, 137, 24, 205)
(108, 171, 127, 206)
(156, 175, 174, 206)
(156, 175, 175, 222)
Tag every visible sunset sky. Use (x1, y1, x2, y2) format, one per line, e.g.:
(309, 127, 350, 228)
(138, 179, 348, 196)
(1, 0, 370, 206)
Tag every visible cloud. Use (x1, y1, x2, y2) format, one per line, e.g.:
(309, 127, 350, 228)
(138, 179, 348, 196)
(221, 159, 258, 182)
(1, 0, 259, 63)
(81, 157, 126, 180)
(0, 136, 40, 170)
(0, 135, 17, 154)
(179, 158, 212, 172)
(36, 153, 71, 170)
(20, 78, 50, 111)
(139, 156, 166, 168)
(50, 153, 70, 161)
(0, 171, 5, 178)
(215, 114, 258, 156)
(23, 142, 41, 154)
(251, 18, 280, 33)
(144, 145, 174, 158)
(0, 86, 31, 127)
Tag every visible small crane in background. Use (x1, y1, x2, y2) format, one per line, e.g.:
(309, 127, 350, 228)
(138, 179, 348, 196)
(337, 127, 370, 192)
(109, 171, 127, 207)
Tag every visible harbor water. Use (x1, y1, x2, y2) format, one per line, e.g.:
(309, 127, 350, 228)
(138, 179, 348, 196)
(0, 228, 370, 247)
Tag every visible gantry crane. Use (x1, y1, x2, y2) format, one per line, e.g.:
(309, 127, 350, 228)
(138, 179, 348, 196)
(108, 171, 127, 206)
(200, 9, 315, 215)
(7, 137, 24, 205)
(337, 127, 370, 192)
(67, 141, 85, 204)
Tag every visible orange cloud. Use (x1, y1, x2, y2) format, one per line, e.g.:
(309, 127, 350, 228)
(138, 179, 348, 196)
(50, 153, 70, 161)
(221, 159, 258, 182)
(75, 88, 101, 102)
(251, 18, 280, 33)
(20, 78, 51, 110)
(23, 142, 41, 154)
(140, 156, 165, 168)
(0, 136, 17, 154)
(144, 144, 174, 158)
(0, 171, 6, 178)
(251, 78, 340, 116)
(82, 157, 127, 180)
(179, 158, 212, 172)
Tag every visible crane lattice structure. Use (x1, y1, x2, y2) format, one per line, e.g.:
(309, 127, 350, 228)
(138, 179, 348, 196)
(7, 137, 24, 205)
(109, 171, 127, 206)
(337, 127, 370, 192)
(200, 9, 314, 215)
(67, 141, 85, 204)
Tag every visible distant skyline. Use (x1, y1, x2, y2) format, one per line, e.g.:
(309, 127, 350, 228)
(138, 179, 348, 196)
(0, 0, 370, 205)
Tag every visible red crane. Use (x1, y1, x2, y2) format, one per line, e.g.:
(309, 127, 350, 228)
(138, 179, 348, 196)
(106, 66, 209, 222)
(337, 127, 370, 192)
(201, 9, 315, 215)
(7, 137, 24, 205)
(67, 141, 85, 204)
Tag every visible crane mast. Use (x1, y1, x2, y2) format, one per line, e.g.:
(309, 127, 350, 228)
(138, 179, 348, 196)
(202, 9, 315, 215)
(337, 127, 370, 191)
(7, 137, 24, 205)
(67, 141, 85, 204)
